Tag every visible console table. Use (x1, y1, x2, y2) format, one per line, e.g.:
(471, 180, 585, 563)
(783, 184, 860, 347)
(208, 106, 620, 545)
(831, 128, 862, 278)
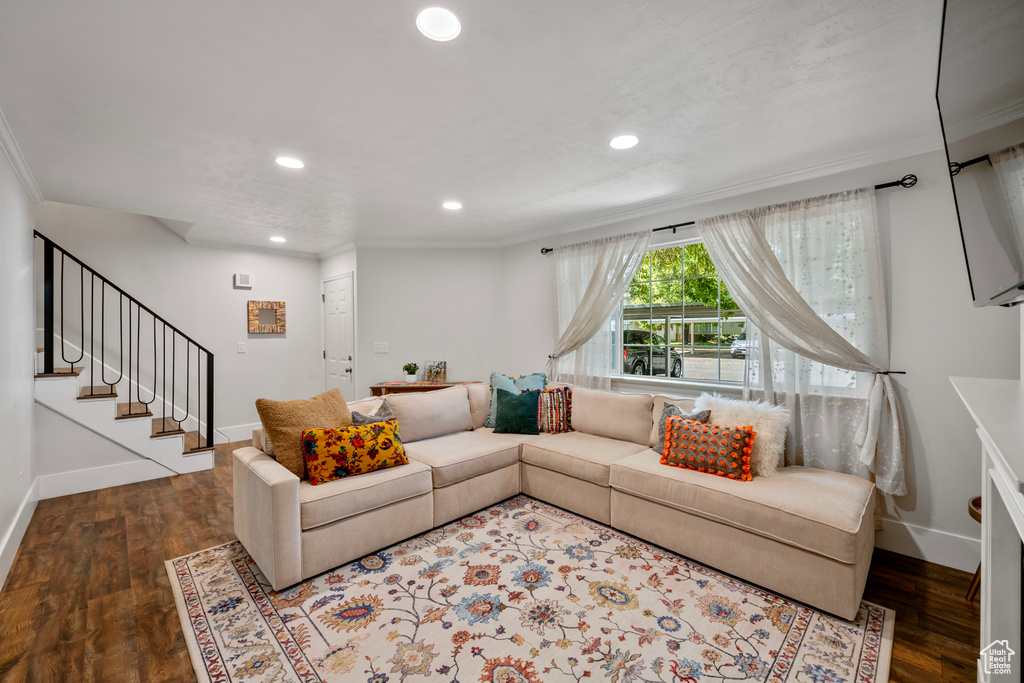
(951, 376, 1024, 682)
(370, 381, 479, 397)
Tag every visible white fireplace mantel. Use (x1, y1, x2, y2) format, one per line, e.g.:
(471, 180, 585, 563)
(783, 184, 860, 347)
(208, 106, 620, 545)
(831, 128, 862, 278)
(951, 376, 1024, 682)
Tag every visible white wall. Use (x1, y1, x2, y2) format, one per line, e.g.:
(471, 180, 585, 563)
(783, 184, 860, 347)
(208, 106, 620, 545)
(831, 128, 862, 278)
(34, 202, 325, 439)
(498, 149, 1020, 571)
(354, 247, 502, 399)
(33, 403, 175, 499)
(0, 151, 37, 589)
(320, 245, 356, 282)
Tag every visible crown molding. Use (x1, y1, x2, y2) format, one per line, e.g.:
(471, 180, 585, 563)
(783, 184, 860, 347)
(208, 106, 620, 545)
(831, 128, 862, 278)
(317, 242, 357, 259)
(945, 98, 1024, 144)
(353, 240, 498, 249)
(0, 104, 43, 204)
(496, 134, 944, 248)
(183, 237, 319, 260)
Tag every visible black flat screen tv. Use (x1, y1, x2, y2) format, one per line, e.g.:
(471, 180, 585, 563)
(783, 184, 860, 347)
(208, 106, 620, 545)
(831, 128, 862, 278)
(936, 0, 1024, 307)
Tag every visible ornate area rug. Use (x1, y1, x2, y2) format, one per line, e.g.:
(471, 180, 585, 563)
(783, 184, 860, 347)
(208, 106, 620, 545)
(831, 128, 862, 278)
(167, 495, 893, 683)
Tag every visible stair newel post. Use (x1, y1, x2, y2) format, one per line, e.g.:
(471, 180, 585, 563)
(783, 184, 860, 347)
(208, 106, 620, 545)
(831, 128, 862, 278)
(43, 237, 54, 374)
(206, 351, 214, 451)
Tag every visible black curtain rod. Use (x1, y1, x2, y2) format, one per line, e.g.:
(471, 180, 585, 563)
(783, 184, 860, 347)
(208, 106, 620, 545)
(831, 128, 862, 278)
(540, 173, 918, 254)
(949, 154, 990, 176)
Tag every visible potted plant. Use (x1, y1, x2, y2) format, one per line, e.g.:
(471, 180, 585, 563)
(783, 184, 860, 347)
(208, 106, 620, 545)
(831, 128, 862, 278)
(403, 362, 419, 382)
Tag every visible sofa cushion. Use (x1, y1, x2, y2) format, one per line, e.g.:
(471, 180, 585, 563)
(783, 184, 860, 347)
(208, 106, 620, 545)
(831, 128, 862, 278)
(387, 385, 472, 443)
(520, 432, 650, 487)
(467, 383, 491, 430)
(298, 458, 433, 530)
(609, 453, 874, 563)
(571, 387, 653, 446)
(472, 427, 552, 446)
(405, 431, 521, 488)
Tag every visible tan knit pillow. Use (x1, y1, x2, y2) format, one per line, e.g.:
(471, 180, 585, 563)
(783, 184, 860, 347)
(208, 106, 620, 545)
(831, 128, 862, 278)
(255, 389, 353, 479)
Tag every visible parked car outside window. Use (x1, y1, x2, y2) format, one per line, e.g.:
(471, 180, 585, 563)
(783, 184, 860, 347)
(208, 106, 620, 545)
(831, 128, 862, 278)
(623, 329, 682, 377)
(730, 333, 747, 358)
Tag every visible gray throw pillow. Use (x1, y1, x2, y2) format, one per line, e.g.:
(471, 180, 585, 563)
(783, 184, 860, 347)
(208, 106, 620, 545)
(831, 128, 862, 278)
(350, 399, 394, 425)
(657, 403, 711, 450)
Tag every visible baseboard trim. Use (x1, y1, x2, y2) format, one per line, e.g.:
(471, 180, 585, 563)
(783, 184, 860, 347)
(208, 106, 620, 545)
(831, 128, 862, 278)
(37, 460, 176, 500)
(0, 479, 39, 591)
(216, 422, 260, 444)
(875, 518, 980, 573)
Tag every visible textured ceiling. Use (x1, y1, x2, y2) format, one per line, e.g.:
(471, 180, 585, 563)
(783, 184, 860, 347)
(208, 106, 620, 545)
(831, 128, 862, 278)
(0, 1, 947, 254)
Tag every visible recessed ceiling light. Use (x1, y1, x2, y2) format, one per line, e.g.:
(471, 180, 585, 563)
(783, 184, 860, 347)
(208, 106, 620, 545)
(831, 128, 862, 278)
(416, 7, 461, 41)
(609, 135, 639, 150)
(275, 157, 304, 169)
(270, 236, 287, 243)
(442, 201, 462, 210)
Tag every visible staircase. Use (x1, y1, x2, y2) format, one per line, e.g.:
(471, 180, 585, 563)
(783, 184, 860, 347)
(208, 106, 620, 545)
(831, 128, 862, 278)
(33, 231, 215, 475)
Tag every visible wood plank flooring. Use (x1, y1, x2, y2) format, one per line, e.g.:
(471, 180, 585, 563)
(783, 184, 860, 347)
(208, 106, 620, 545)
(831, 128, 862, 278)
(0, 440, 981, 682)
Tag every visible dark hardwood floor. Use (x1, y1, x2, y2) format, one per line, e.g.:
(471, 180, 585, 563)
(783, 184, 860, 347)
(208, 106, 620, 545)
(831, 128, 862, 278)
(0, 441, 980, 682)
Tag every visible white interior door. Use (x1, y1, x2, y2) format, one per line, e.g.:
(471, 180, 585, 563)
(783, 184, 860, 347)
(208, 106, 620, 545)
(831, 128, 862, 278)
(324, 273, 354, 397)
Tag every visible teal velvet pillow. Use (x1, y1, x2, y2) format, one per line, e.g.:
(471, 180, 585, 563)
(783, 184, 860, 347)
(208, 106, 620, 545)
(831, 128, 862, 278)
(494, 389, 541, 435)
(485, 372, 546, 428)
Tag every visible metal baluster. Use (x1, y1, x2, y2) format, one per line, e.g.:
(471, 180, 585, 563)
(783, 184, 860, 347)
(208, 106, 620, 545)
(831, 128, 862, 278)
(59, 253, 84, 371)
(206, 351, 215, 451)
(43, 238, 54, 374)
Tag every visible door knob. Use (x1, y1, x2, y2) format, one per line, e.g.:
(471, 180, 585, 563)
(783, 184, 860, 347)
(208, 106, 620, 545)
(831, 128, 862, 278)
(345, 368, 352, 373)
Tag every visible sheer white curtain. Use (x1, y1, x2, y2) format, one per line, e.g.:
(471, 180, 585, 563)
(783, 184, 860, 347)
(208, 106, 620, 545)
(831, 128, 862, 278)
(698, 188, 905, 496)
(991, 141, 1024, 262)
(549, 231, 651, 389)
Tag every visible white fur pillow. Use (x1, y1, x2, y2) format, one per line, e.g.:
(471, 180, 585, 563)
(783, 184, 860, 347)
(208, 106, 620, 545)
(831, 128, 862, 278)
(693, 393, 790, 477)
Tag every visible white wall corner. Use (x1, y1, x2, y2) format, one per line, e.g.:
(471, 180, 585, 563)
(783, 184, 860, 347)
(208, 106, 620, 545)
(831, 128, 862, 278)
(0, 104, 43, 205)
(318, 242, 357, 259)
(36, 460, 175, 500)
(875, 518, 981, 573)
(216, 422, 260, 444)
(0, 478, 38, 591)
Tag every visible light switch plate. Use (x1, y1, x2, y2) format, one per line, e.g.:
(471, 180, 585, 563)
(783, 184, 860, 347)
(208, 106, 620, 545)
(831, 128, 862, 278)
(373, 342, 389, 354)
(237, 342, 246, 354)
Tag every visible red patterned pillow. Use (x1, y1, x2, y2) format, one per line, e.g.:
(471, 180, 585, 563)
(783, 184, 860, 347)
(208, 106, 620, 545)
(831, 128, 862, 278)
(661, 415, 756, 481)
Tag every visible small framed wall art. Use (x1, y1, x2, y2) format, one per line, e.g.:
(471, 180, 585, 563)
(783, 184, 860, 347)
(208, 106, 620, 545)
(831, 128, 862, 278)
(248, 300, 286, 334)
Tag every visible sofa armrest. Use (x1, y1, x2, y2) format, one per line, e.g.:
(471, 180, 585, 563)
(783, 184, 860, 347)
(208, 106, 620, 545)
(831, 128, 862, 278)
(232, 447, 302, 590)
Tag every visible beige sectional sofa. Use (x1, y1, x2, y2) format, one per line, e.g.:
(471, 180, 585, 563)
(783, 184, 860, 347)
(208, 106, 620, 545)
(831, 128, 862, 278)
(233, 382, 875, 620)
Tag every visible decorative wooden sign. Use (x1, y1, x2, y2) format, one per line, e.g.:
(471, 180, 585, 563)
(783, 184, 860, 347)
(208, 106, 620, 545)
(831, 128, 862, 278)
(248, 300, 286, 334)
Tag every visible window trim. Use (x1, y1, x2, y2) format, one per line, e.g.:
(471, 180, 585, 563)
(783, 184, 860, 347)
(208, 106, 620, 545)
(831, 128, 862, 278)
(616, 239, 746, 386)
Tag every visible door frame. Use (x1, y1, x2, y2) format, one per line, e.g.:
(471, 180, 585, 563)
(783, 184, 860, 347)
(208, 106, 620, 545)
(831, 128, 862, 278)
(322, 271, 357, 397)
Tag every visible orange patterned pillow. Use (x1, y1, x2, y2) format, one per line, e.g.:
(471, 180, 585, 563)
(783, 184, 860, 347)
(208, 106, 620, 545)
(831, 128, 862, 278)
(661, 415, 756, 481)
(302, 419, 408, 486)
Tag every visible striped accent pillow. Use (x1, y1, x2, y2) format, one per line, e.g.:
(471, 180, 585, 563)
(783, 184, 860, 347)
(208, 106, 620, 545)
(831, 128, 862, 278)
(537, 387, 573, 433)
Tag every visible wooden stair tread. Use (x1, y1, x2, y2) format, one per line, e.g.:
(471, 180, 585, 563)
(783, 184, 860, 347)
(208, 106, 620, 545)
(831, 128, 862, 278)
(183, 431, 213, 454)
(79, 385, 117, 399)
(35, 367, 84, 378)
(152, 416, 184, 438)
(116, 402, 153, 420)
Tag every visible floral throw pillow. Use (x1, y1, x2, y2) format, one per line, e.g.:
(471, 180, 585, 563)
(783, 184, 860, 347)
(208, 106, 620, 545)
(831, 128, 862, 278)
(302, 419, 408, 486)
(661, 415, 756, 481)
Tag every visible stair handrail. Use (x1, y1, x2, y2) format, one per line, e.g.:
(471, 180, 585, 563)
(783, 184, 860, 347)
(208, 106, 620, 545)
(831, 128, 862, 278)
(36, 229, 215, 451)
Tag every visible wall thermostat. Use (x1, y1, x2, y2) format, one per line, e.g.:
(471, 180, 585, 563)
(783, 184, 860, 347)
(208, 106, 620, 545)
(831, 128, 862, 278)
(233, 273, 252, 289)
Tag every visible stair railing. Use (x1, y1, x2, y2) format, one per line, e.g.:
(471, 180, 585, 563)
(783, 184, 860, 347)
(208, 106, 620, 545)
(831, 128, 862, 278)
(37, 230, 215, 450)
